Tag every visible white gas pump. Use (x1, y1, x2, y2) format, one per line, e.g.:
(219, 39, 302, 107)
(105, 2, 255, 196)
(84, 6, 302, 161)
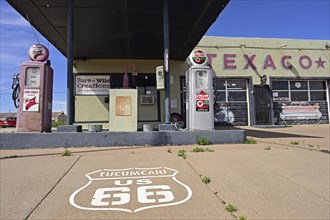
(15, 44, 53, 132)
(186, 49, 214, 130)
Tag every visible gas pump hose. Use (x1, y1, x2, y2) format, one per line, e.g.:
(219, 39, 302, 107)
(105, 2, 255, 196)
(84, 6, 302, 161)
(12, 73, 20, 108)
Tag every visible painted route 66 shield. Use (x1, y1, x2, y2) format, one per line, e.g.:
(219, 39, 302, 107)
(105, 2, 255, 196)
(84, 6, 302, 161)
(69, 167, 192, 213)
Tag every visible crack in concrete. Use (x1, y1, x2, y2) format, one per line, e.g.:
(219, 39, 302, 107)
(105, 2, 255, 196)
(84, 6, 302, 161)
(252, 138, 329, 154)
(182, 157, 238, 220)
(24, 155, 81, 220)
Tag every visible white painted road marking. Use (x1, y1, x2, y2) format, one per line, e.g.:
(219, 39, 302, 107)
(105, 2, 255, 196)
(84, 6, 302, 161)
(69, 167, 192, 213)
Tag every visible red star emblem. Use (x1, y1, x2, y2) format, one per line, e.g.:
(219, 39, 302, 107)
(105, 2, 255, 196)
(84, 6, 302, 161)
(315, 57, 326, 68)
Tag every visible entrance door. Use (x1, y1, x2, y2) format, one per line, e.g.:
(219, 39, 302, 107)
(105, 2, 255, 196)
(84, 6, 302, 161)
(180, 76, 186, 127)
(254, 85, 271, 125)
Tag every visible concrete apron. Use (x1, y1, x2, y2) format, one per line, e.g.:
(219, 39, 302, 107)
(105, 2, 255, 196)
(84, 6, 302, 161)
(187, 146, 330, 220)
(0, 130, 246, 149)
(0, 156, 80, 220)
(7, 149, 233, 220)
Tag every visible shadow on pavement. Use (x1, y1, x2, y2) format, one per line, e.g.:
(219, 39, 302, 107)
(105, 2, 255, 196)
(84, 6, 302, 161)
(215, 126, 323, 139)
(243, 128, 323, 139)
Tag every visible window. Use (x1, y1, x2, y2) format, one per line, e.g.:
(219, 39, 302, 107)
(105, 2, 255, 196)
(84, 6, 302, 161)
(273, 91, 289, 101)
(214, 80, 225, 90)
(310, 91, 326, 101)
(291, 91, 308, 101)
(310, 81, 326, 90)
(272, 81, 288, 90)
(214, 79, 247, 102)
(227, 79, 246, 90)
(216, 92, 226, 102)
(290, 81, 308, 90)
(138, 87, 157, 95)
(272, 80, 327, 102)
(228, 91, 246, 101)
(110, 73, 156, 89)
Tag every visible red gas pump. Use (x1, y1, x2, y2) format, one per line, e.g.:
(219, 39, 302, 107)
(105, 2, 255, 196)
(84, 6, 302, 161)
(15, 44, 53, 132)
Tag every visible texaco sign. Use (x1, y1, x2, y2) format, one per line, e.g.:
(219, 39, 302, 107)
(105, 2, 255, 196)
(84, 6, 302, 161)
(70, 167, 192, 213)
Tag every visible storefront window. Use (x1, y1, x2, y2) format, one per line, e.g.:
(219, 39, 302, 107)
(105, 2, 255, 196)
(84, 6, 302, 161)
(138, 86, 157, 95)
(110, 73, 156, 89)
(272, 81, 288, 90)
(214, 80, 225, 90)
(290, 81, 308, 90)
(214, 79, 247, 102)
(216, 92, 226, 102)
(228, 91, 247, 101)
(272, 80, 327, 102)
(273, 91, 289, 101)
(310, 91, 326, 101)
(227, 79, 246, 90)
(291, 91, 308, 101)
(310, 81, 326, 90)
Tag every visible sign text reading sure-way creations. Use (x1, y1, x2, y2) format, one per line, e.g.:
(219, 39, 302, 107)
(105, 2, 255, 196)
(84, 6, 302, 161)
(75, 75, 110, 95)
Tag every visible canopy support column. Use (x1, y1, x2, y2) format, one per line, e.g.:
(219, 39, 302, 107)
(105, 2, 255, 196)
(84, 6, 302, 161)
(66, 0, 74, 124)
(163, 0, 171, 124)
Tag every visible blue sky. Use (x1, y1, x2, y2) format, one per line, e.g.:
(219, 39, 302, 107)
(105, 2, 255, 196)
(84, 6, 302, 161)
(0, 0, 329, 113)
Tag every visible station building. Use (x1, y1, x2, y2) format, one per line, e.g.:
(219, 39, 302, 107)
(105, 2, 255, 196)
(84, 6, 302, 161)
(6, 1, 329, 131)
(73, 36, 330, 129)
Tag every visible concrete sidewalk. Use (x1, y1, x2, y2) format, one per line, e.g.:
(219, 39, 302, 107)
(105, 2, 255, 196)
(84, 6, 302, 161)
(241, 124, 330, 151)
(1, 125, 329, 220)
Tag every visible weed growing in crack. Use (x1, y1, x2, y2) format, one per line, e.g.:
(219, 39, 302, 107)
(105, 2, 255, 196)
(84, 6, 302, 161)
(205, 148, 215, 152)
(192, 147, 205, 152)
(225, 203, 238, 213)
(202, 176, 211, 184)
(244, 138, 257, 144)
(192, 147, 215, 152)
(196, 137, 211, 145)
(62, 148, 71, 156)
(178, 149, 187, 159)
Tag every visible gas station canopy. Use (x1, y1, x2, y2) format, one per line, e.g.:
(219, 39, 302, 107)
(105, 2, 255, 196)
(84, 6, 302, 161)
(6, 0, 229, 60)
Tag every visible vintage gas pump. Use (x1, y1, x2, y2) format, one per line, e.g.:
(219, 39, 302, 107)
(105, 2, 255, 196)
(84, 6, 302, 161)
(16, 44, 53, 132)
(186, 49, 214, 130)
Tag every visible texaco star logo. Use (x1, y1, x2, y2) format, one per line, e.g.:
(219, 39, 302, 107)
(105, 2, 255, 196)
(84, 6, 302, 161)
(69, 167, 192, 213)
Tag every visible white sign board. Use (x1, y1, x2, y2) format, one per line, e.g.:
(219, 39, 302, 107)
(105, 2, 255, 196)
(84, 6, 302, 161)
(70, 167, 192, 213)
(23, 89, 40, 112)
(75, 75, 110, 95)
